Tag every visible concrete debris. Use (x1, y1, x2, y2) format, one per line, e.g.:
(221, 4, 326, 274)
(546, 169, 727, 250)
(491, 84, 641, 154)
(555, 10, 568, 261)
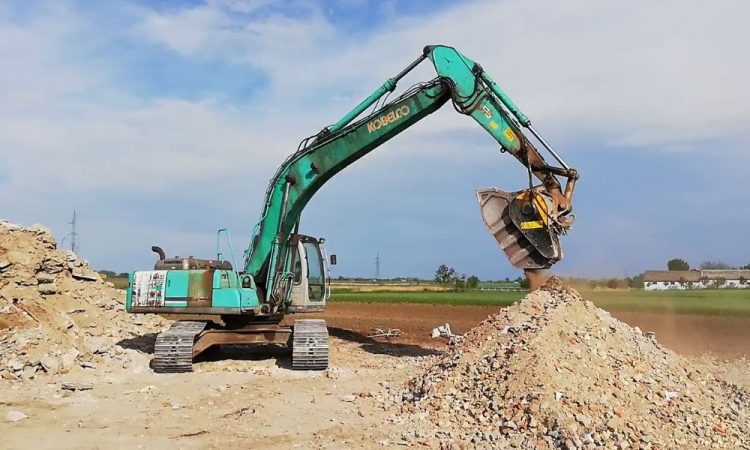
(40, 356, 59, 374)
(61, 381, 93, 391)
(431, 323, 456, 339)
(368, 328, 402, 339)
(0, 220, 167, 382)
(4, 410, 28, 422)
(391, 278, 750, 449)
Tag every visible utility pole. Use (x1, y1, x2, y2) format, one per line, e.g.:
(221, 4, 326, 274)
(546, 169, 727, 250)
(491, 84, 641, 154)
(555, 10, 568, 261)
(68, 210, 78, 254)
(375, 253, 381, 280)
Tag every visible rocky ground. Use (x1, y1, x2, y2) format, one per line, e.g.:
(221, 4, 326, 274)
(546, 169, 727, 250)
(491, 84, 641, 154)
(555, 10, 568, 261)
(391, 279, 750, 449)
(0, 220, 167, 382)
(1, 221, 749, 449)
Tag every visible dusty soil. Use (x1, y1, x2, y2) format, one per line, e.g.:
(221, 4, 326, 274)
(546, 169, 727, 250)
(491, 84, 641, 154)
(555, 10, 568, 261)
(2, 302, 749, 449)
(0, 335, 426, 449)
(3, 222, 748, 448)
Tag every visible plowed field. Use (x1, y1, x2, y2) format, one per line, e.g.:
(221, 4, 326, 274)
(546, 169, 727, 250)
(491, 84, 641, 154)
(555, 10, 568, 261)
(313, 302, 750, 357)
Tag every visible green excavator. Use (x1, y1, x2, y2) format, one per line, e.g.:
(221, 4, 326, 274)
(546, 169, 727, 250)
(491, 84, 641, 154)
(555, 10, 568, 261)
(125, 45, 578, 372)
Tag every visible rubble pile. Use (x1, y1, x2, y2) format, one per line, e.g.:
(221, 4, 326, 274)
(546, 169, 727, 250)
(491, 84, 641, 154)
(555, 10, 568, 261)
(0, 221, 166, 381)
(399, 279, 749, 449)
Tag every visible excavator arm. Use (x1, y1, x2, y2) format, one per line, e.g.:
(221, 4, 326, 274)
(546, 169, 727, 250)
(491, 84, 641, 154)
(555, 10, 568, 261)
(243, 45, 578, 301)
(126, 45, 580, 372)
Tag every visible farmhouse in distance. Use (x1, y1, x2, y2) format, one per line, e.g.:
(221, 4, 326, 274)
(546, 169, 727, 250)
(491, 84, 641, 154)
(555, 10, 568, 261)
(644, 269, 750, 291)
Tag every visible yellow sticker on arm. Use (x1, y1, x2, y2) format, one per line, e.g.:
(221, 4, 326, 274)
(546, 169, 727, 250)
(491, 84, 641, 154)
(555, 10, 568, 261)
(503, 128, 517, 141)
(489, 120, 499, 130)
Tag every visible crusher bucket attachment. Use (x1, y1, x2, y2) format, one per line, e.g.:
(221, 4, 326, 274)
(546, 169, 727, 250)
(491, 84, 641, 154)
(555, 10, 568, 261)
(477, 188, 563, 270)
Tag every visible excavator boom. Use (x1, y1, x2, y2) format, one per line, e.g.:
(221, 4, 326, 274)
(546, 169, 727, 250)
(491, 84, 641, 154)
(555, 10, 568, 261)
(243, 45, 578, 297)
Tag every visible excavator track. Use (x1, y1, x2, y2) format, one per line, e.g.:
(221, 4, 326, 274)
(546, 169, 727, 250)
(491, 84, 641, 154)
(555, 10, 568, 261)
(152, 320, 208, 373)
(291, 319, 329, 370)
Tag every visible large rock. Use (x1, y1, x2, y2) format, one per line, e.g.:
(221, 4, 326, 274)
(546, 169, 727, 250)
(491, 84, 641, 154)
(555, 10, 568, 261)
(60, 349, 80, 369)
(4, 411, 28, 422)
(40, 356, 60, 374)
(35, 272, 57, 284)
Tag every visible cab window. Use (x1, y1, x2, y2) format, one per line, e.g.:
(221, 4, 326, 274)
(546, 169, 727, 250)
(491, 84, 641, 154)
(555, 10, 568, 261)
(303, 242, 325, 300)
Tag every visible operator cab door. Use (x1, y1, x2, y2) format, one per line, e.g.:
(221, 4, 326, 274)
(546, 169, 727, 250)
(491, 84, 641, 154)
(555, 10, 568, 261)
(288, 235, 328, 312)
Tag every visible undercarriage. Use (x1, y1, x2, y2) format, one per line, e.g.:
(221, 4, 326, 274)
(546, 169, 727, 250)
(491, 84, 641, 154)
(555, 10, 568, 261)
(152, 319, 329, 373)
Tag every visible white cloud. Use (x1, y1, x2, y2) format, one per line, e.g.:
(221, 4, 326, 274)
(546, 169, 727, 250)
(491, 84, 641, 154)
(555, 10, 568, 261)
(137, 0, 750, 149)
(1, 0, 748, 276)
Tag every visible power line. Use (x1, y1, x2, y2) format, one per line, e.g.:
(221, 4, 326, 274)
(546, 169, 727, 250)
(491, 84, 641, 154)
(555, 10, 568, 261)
(375, 253, 381, 280)
(68, 210, 78, 254)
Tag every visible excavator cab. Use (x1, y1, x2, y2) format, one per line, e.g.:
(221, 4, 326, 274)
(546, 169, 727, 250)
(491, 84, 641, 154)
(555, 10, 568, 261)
(287, 234, 331, 312)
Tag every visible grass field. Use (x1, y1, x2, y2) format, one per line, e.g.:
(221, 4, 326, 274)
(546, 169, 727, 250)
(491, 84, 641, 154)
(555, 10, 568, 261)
(330, 288, 750, 316)
(108, 274, 750, 316)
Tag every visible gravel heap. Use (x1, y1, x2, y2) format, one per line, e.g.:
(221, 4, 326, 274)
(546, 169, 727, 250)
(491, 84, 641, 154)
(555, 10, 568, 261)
(0, 220, 166, 381)
(399, 278, 749, 449)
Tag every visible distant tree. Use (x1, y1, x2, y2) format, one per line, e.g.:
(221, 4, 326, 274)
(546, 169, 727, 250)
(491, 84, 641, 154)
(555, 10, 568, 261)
(117, 272, 129, 278)
(519, 277, 530, 290)
(98, 270, 116, 277)
(667, 259, 690, 271)
(607, 278, 619, 289)
(626, 273, 644, 289)
(454, 274, 467, 292)
(742, 263, 750, 270)
(434, 264, 456, 288)
(466, 275, 480, 289)
(700, 260, 734, 270)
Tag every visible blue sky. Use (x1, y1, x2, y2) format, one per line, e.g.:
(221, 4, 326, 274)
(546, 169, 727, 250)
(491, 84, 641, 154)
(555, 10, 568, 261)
(1, 0, 748, 280)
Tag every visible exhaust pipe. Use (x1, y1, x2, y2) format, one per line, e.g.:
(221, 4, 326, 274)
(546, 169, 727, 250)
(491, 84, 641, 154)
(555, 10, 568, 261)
(151, 245, 166, 260)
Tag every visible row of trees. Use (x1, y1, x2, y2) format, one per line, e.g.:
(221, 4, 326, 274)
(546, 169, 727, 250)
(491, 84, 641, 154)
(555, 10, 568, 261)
(433, 265, 532, 291)
(434, 264, 481, 291)
(97, 270, 129, 278)
(667, 259, 750, 271)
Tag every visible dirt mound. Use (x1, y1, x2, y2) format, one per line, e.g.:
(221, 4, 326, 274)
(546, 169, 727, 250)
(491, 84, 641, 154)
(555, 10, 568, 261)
(400, 279, 749, 449)
(0, 220, 166, 381)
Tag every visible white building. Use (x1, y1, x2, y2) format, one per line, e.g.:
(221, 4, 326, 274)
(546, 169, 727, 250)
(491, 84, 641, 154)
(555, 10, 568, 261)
(643, 270, 750, 291)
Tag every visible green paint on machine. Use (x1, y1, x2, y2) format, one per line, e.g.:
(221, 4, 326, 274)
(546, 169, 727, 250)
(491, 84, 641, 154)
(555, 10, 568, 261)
(126, 269, 261, 312)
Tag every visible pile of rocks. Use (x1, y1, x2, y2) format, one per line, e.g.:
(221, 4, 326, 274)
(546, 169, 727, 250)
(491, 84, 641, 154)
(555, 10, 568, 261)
(0, 220, 166, 381)
(397, 278, 749, 449)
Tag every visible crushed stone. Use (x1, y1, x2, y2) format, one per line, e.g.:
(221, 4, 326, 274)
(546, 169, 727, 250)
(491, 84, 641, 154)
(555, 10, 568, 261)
(0, 220, 167, 381)
(389, 278, 749, 449)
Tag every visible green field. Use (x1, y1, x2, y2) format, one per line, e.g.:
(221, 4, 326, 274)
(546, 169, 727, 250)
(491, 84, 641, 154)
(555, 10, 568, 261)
(330, 288, 750, 316)
(331, 289, 524, 306)
(109, 273, 750, 316)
